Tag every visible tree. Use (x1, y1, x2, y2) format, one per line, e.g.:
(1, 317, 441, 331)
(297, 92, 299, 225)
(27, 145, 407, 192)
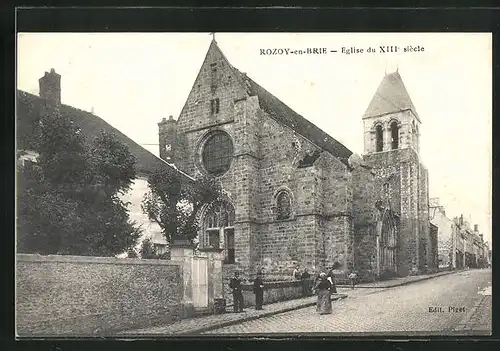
(17, 112, 141, 256)
(141, 170, 224, 248)
(139, 238, 157, 259)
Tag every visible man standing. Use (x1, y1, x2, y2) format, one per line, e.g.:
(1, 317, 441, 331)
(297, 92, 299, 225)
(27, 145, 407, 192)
(301, 268, 311, 296)
(348, 271, 358, 290)
(253, 271, 264, 310)
(229, 271, 245, 313)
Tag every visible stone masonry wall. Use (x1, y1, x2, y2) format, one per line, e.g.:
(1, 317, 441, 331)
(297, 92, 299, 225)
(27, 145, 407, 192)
(258, 111, 321, 277)
(351, 164, 378, 280)
(16, 254, 182, 336)
(363, 147, 422, 277)
(257, 111, 351, 277)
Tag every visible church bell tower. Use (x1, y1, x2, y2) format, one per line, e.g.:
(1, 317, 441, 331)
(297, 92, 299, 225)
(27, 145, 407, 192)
(361, 70, 430, 277)
(362, 70, 421, 156)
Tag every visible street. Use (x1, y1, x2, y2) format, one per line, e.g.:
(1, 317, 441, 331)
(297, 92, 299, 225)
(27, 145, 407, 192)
(204, 269, 492, 335)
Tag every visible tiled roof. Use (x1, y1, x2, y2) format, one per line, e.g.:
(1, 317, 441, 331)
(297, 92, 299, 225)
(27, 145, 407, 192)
(362, 71, 420, 121)
(17, 90, 191, 180)
(230, 66, 353, 165)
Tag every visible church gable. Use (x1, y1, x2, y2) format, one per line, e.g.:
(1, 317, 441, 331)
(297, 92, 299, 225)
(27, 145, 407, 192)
(175, 40, 352, 166)
(176, 40, 250, 133)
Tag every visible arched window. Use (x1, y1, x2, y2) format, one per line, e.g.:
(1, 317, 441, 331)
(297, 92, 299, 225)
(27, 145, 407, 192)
(276, 190, 292, 220)
(202, 201, 236, 263)
(375, 125, 383, 152)
(390, 121, 399, 150)
(202, 131, 234, 176)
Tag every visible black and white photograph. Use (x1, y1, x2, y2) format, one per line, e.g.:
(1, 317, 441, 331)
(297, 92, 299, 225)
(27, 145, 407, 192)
(15, 32, 492, 337)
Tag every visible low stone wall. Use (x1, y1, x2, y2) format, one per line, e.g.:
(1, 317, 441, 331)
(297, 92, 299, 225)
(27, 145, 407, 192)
(239, 279, 312, 308)
(16, 254, 183, 337)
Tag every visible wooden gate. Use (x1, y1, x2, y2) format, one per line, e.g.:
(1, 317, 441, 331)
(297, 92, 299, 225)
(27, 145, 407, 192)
(192, 256, 209, 309)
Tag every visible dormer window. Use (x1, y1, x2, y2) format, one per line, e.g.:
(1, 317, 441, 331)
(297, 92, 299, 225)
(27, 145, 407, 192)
(210, 62, 217, 72)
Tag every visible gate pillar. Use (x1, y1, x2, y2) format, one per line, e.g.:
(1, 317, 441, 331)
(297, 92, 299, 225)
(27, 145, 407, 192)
(199, 247, 224, 313)
(171, 239, 195, 318)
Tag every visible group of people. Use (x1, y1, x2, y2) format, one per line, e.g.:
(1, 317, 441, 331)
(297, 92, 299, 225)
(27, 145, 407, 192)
(229, 270, 264, 313)
(292, 266, 313, 296)
(229, 265, 345, 315)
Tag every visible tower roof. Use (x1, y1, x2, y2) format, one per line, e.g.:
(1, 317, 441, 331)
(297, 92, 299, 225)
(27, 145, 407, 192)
(362, 71, 420, 121)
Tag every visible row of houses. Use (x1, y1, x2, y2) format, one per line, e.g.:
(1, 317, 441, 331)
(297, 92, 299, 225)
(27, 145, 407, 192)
(430, 198, 490, 270)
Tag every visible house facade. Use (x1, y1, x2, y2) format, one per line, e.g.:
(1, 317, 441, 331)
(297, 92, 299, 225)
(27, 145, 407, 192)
(16, 69, 193, 254)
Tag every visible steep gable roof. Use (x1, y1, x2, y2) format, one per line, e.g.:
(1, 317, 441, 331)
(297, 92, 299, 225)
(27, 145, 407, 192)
(208, 40, 352, 164)
(362, 71, 420, 121)
(17, 90, 194, 181)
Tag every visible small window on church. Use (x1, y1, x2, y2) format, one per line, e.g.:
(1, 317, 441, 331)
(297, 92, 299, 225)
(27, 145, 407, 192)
(375, 125, 383, 152)
(210, 98, 220, 115)
(276, 190, 292, 220)
(390, 121, 399, 150)
(210, 62, 217, 72)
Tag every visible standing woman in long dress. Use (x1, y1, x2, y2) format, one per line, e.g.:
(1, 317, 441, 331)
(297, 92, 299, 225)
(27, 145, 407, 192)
(314, 272, 332, 315)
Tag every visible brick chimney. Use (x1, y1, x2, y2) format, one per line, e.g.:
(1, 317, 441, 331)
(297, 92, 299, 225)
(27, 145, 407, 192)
(474, 224, 478, 232)
(39, 68, 61, 105)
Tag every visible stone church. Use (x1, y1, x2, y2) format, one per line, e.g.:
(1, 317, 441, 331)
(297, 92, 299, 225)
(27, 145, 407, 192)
(158, 39, 436, 282)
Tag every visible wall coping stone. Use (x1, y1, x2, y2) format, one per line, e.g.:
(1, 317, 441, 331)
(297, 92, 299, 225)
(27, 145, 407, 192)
(199, 247, 224, 253)
(16, 254, 182, 267)
(240, 279, 307, 290)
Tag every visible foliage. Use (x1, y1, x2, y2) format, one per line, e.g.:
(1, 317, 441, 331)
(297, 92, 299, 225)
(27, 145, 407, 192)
(138, 238, 170, 260)
(127, 247, 139, 258)
(141, 170, 224, 245)
(17, 111, 141, 256)
(139, 238, 157, 259)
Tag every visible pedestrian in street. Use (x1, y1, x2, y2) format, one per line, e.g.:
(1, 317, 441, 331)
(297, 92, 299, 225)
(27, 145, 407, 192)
(229, 271, 245, 313)
(301, 268, 311, 296)
(313, 272, 332, 315)
(293, 265, 301, 280)
(253, 271, 264, 310)
(348, 271, 358, 290)
(326, 267, 337, 293)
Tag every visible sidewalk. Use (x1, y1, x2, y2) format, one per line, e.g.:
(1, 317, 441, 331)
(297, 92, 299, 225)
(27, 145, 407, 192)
(453, 285, 492, 335)
(117, 293, 347, 336)
(117, 269, 464, 336)
(337, 269, 464, 289)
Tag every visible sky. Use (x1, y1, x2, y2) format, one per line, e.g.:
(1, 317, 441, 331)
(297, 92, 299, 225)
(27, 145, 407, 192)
(17, 33, 492, 245)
